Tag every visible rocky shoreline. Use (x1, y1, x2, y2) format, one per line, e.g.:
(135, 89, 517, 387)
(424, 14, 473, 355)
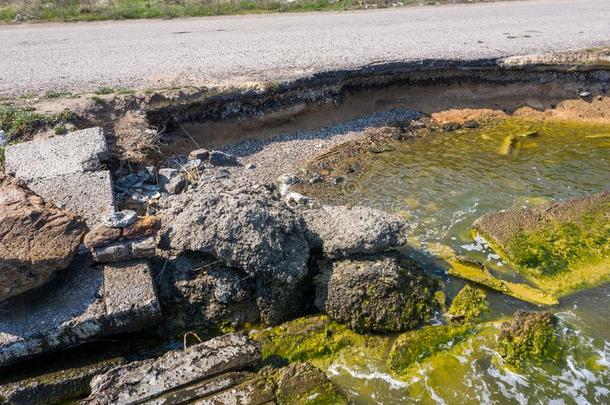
(1, 86, 609, 403)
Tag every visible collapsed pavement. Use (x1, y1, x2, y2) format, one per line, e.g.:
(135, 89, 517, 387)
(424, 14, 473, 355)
(1, 123, 437, 403)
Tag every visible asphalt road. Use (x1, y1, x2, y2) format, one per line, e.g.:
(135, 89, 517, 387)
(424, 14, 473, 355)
(1, 0, 609, 96)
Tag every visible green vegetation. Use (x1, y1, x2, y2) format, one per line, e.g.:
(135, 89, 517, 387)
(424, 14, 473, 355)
(0, 103, 55, 141)
(475, 197, 610, 298)
(507, 207, 609, 278)
(447, 257, 559, 306)
(497, 310, 561, 367)
(95, 86, 115, 95)
(387, 324, 476, 376)
(447, 284, 488, 323)
(0, 103, 78, 143)
(0, 0, 484, 23)
(251, 315, 379, 368)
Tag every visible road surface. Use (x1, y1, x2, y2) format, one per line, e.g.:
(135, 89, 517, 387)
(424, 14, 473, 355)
(1, 0, 609, 96)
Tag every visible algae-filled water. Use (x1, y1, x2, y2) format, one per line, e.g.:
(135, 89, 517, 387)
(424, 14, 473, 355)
(322, 119, 610, 404)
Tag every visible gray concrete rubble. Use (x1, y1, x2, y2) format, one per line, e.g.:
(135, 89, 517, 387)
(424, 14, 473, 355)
(300, 204, 409, 259)
(4, 127, 109, 182)
(0, 352, 124, 405)
(0, 260, 160, 367)
(28, 171, 116, 225)
(91, 236, 156, 263)
(4, 127, 115, 225)
(159, 178, 310, 324)
(86, 333, 260, 405)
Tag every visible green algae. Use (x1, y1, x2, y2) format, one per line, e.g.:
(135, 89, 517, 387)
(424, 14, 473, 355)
(474, 196, 610, 298)
(387, 324, 476, 376)
(447, 257, 558, 306)
(251, 315, 383, 369)
(497, 311, 561, 367)
(447, 284, 488, 323)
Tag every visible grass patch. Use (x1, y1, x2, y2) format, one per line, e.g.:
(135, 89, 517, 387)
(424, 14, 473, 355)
(0, 0, 486, 23)
(0, 104, 78, 143)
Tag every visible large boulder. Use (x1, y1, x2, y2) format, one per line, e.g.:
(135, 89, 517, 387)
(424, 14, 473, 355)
(159, 179, 309, 284)
(300, 204, 408, 259)
(159, 179, 311, 324)
(472, 192, 610, 298)
(315, 254, 436, 333)
(0, 179, 87, 302)
(497, 310, 561, 367)
(153, 254, 260, 336)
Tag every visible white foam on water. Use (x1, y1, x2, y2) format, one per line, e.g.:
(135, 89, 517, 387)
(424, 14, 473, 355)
(327, 363, 409, 390)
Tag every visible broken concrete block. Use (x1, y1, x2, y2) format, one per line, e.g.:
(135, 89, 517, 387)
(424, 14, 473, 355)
(4, 127, 108, 182)
(91, 237, 156, 263)
(103, 261, 159, 319)
(101, 210, 137, 228)
(86, 333, 260, 404)
(0, 181, 87, 303)
(188, 148, 210, 161)
(209, 150, 237, 166)
(28, 171, 116, 225)
(0, 349, 124, 405)
(0, 259, 160, 367)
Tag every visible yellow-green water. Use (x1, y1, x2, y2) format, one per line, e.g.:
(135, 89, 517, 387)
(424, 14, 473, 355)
(322, 119, 610, 404)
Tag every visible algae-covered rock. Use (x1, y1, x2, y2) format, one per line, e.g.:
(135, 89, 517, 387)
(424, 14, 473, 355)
(497, 310, 561, 367)
(448, 256, 558, 306)
(274, 362, 347, 404)
(387, 324, 476, 376)
(447, 284, 488, 323)
(473, 192, 610, 297)
(251, 315, 369, 368)
(315, 254, 436, 333)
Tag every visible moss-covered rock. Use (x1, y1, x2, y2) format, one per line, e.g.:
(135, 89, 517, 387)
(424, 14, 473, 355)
(473, 192, 610, 297)
(387, 324, 476, 376)
(447, 256, 558, 306)
(447, 284, 488, 323)
(497, 310, 561, 367)
(274, 362, 347, 404)
(251, 315, 372, 368)
(315, 254, 437, 333)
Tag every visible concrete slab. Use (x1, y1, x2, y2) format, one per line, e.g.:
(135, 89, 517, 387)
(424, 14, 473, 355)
(0, 260, 160, 367)
(4, 127, 109, 182)
(28, 171, 116, 225)
(87, 333, 260, 405)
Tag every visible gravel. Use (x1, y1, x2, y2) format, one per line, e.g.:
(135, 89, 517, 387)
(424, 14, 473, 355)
(220, 109, 421, 183)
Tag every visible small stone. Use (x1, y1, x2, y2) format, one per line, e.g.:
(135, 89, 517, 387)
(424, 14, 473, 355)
(0, 130, 6, 147)
(116, 173, 139, 191)
(578, 91, 592, 98)
(209, 151, 237, 166)
(137, 166, 157, 183)
(246, 163, 256, 170)
(131, 237, 156, 258)
(123, 216, 161, 239)
(102, 210, 138, 228)
(158, 168, 179, 184)
(331, 176, 344, 185)
(442, 122, 462, 132)
(93, 243, 131, 263)
(309, 173, 323, 184)
(182, 159, 203, 171)
(285, 192, 308, 206)
(188, 148, 210, 161)
(464, 120, 479, 129)
(84, 225, 122, 248)
(164, 173, 187, 194)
